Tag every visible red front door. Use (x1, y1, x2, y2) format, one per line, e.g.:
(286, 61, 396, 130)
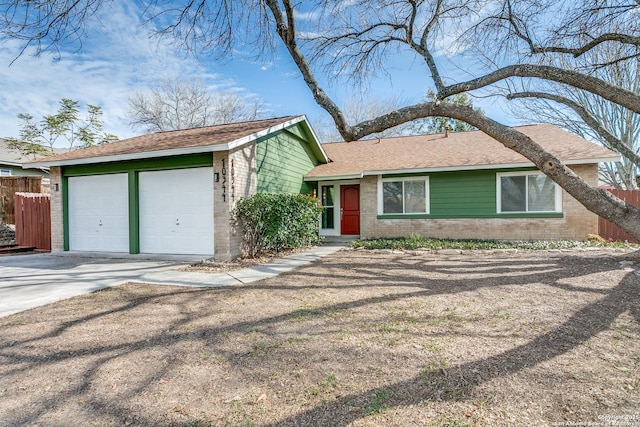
(340, 185, 360, 235)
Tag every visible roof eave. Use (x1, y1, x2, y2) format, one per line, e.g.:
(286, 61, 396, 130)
(304, 173, 363, 181)
(565, 156, 621, 165)
(299, 115, 330, 163)
(227, 115, 307, 151)
(0, 160, 23, 167)
(26, 143, 232, 168)
(303, 156, 620, 181)
(229, 115, 329, 163)
(28, 115, 319, 168)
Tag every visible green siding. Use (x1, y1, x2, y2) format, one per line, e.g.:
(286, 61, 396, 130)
(285, 125, 307, 141)
(62, 153, 213, 176)
(378, 167, 563, 219)
(379, 212, 564, 219)
(257, 123, 320, 194)
(430, 170, 496, 217)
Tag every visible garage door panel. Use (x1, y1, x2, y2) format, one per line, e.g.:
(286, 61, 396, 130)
(178, 212, 211, 226)
(68, 174, 129, 252)
(139, 168, 214, 255)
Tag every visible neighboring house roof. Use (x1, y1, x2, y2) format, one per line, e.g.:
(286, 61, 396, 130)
(1, 140, 72, 173)
(27, 115, 328, 168)
(0, 139, 34, 167)
(305, 123, 620, 180)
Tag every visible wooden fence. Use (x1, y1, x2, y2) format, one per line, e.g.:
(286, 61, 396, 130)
(14, 192, 51, 250)
(598, 189, 640, 243)
(0, 176, 42, 224)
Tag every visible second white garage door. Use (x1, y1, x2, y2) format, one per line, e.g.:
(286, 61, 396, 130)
(139, 168, 214, 255)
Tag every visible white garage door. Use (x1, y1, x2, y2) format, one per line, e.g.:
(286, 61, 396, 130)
(68, 174, 130, 252)
(139, 168, 214, 255)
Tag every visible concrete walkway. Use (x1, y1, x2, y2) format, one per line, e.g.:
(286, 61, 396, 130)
(0, 244, 345, 318)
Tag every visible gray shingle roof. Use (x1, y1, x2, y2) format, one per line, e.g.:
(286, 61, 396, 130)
(0, 140, 32, 165)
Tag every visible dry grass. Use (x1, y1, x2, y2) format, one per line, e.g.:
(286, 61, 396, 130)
(1, 249, 639, 427)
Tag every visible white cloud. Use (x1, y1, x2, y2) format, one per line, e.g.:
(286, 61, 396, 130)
(0, 0, 260, 142)
(293, 10, 321, 21)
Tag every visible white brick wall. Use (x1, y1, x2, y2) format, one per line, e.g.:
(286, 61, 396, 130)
(213, 145, 258, 260)
(49, 166, 64, 252)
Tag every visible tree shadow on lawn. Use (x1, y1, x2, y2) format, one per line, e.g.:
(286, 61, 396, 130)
(0, 251, 638, 426)
(264, 254, 640, 426)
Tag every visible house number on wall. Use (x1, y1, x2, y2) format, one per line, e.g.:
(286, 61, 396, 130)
(221, 158, 227, 202)
(231, 159, 235, 202)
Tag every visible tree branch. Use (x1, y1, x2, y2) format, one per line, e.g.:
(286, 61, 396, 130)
(531, 33, 640, 58)
(440, 64, 640, 114)
(265, 0, 352, 138)
(507, 91, 640, 170)
(410, 0, 444, 93)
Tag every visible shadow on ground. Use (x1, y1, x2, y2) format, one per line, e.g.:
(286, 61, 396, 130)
(0, 250, 638, 426)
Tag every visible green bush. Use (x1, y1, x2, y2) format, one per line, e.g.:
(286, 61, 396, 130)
(233, 193, 324, 257)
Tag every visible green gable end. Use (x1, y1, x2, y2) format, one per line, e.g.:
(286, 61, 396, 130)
(256, 123, 321, 195)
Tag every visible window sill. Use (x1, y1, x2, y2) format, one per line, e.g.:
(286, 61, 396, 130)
(377, 213, 564, 219)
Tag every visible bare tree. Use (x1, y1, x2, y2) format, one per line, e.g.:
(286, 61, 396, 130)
(128, 78, 265, 132)
(312, 95, 411, 142)
(412, 91, 478, 135)
(2, 0, 640, 238)
(507, 44, 640, 189)
(314, 92, 477, 143)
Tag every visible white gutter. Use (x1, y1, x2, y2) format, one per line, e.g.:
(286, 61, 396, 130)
(2, 160, 23, 167)
(304, 155, 621, 181)
(226, 115, 306, 150)
(27, 143, 232, 168)
(304, 173, 363, 181)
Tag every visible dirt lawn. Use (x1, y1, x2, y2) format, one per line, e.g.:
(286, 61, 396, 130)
(1, 249, 639, 427)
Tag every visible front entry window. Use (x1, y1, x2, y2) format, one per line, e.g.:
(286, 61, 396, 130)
(321, 185, 335, 229)
(381, 177, 429, 214)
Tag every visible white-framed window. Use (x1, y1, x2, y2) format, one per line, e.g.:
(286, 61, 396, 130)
(378, 176, 429, 214)
(320, 184, 335, 229)
(0, 169, 12, 176)
(497, 171, 562, 213)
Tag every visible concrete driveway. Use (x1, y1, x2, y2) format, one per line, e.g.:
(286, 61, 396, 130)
(0, 245, 343, 318)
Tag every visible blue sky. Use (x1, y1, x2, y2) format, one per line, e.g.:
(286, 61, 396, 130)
(0, 0, 516, 144)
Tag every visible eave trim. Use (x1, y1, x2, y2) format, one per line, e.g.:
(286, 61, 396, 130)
(28, 115, 316, 168)
(304, 156, 620, 180)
